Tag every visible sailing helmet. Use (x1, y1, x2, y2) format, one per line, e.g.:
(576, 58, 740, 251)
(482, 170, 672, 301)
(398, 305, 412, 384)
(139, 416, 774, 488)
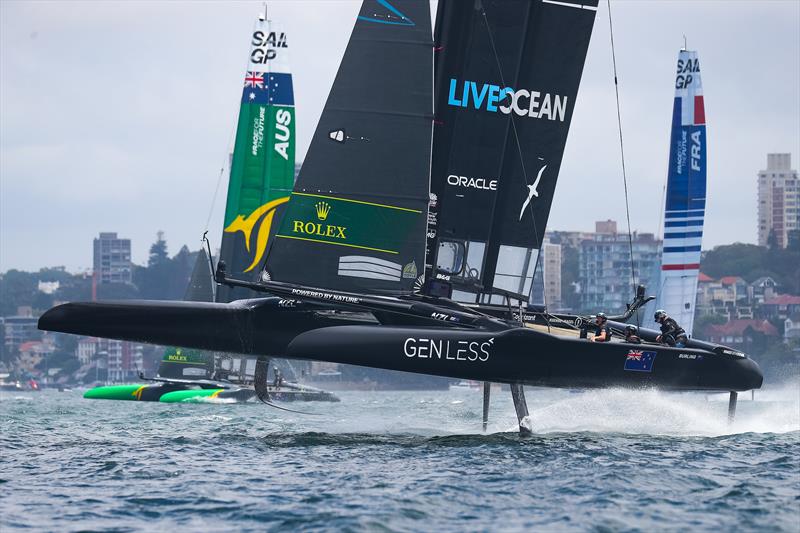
(625, 324, 638, 334)
(596, 312, 607, 322)
(654, 309, 667, 322)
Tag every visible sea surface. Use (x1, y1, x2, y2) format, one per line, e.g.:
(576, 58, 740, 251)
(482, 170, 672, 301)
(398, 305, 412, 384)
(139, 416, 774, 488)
(1, 385, 799, 532)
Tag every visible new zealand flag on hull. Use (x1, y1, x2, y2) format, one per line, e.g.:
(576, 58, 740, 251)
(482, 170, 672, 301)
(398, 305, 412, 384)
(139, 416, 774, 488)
(624, 350, 657, 373)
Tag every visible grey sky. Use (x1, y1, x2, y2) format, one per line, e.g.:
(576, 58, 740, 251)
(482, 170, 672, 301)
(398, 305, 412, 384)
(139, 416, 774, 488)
(1, 0, 798, 272)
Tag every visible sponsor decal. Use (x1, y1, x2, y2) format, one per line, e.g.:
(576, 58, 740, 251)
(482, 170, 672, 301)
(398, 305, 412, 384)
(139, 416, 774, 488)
(329, 129, 345, 143)
(624, 350, 657, 373)
(402, 260, 418, 279)
(403, 337, 494, 362)
(446, 174, 497, 191)
(250, 30, 288, 64)
(447, 78, 568, 121)
(251, 107, 266, 156)
(225, 196, 290, 272)
(278, 299, 298, 308)
(678, 353, 704, 361)
(518, 162, 547, 221)
(290, 287, 362, 304)
(276, 193, 421, 255)
(290, 201, 347, 240)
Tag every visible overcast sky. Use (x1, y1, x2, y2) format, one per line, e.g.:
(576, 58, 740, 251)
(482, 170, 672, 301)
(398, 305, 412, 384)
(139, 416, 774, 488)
(1, 0, 798, 272)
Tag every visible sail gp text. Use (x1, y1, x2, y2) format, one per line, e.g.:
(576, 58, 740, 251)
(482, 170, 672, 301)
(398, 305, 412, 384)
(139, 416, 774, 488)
(403, 338, 493, 362)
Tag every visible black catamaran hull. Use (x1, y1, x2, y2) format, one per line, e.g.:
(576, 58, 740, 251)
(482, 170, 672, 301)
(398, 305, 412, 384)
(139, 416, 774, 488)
(39, 298, 762, 393)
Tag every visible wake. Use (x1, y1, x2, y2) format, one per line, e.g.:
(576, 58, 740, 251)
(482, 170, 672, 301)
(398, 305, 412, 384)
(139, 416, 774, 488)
(515, 384, 800, 437)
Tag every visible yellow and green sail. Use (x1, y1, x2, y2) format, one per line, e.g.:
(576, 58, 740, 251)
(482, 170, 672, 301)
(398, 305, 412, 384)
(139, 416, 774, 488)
(218, 17, 296, 301)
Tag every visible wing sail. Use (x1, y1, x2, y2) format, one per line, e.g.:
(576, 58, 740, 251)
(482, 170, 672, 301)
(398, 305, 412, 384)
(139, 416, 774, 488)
(217, 15, 296, 302)
(428, 0, 597, 303)
(654, 50, 707, 336)
(262, 0, 433, 294)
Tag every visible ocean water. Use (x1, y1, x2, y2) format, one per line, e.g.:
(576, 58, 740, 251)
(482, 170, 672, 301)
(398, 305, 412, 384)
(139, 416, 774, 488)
(1, 386, 798, 532)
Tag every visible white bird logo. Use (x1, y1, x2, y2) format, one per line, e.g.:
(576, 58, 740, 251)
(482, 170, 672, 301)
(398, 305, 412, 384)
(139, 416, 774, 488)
(519, 164, 547, 221)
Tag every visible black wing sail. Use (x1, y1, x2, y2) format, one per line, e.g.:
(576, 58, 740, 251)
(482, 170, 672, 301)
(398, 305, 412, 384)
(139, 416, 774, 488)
(262, 0, 433, 294)
(184, 249, 215, 302)
(429, 0, 597, 303)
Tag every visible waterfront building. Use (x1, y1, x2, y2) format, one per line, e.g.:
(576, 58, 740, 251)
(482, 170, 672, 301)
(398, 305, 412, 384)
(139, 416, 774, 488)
(3, 315, 39, 354)
(757, 153, 799, 248)
(578, 221, 662, 314)
(531, 241, 563, 310)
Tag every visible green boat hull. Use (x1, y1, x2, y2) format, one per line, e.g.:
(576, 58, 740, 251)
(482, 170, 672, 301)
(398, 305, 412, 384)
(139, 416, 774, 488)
(84, 384, 152, 401)
(159, 389, 227, 403)
(84, 383, 193, 402)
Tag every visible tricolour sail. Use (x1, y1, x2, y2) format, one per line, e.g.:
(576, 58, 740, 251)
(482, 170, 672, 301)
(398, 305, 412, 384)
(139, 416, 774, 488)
(217, 14, 295, 302)
(427, 0, 597, 303)
(262, 0, 433, 294)
(654, 50, 706, 336)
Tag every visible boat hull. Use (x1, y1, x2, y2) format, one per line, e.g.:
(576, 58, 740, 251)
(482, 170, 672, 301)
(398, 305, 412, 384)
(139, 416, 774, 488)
(41, 298, 762, 393)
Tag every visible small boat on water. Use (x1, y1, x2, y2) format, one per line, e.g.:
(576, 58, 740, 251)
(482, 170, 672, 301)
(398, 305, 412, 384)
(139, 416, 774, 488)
(85, 347, 338, 403)
(449, 380, 481, 392)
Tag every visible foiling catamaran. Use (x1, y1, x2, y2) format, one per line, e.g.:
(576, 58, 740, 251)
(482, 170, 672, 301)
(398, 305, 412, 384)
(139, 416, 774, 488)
(79, 9, 336, 405)
(40, 0, 762, 433)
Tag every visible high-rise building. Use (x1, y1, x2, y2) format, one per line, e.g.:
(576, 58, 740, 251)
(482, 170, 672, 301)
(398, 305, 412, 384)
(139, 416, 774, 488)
(531, 241, 563, 310)
(93, 232, 132, 284)
(757, 153, 799, 248)
(579, 221, 662, 314)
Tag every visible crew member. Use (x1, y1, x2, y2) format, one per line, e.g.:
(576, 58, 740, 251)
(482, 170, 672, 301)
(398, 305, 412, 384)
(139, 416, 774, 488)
(624, 324, 642, 344)
(654, 309, 688, 347)
(273, 368, 284, 389)
(591, 312, 612, 342)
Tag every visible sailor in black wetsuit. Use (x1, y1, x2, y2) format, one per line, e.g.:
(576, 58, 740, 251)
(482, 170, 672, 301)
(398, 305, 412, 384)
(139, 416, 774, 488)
(591, 312, 612, 342)
(624, 324, 642, 344)
(654, 309, 688, 347)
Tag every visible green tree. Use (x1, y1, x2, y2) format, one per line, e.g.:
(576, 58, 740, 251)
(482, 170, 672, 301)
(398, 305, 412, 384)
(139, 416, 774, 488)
(148, 231, 169, 268)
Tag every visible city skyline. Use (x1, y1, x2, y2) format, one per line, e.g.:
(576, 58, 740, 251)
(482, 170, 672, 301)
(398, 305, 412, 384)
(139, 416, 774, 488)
(1, 0, 799, 272)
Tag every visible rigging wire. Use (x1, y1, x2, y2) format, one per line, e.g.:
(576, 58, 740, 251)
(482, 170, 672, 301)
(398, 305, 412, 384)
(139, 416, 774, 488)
(606, 0, 638, 300)
(203, 14, 263, 235)
(479, 7, 549, 328)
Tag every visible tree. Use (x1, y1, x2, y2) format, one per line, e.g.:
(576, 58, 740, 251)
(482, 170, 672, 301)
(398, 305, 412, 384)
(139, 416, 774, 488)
(148, 231, 169, 268)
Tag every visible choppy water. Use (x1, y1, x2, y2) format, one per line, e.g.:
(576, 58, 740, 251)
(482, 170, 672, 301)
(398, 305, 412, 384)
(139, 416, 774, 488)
(2, 386, 799, 531)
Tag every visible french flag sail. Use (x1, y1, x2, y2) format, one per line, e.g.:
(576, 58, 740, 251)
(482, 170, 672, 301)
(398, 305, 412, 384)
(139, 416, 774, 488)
(656, 49, 707, 336)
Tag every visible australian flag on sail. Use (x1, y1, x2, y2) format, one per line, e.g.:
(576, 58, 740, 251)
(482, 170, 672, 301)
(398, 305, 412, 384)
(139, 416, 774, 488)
(241, 71, 294, 106)
(624, 350, 657, 373)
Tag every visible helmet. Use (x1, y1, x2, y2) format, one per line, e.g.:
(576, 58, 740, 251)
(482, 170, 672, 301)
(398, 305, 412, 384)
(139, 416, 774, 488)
(654, 309, 667, 322)
(625, 324, 638, 334)
(596, 312, 607, 321)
